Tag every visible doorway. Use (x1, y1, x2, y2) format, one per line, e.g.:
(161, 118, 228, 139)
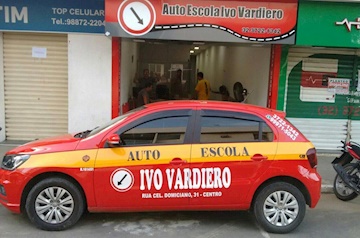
(119, 39, 272, 111)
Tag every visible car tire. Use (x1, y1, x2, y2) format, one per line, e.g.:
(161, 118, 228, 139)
(25, 177, 85, 231)
(253, 182, 306, 234)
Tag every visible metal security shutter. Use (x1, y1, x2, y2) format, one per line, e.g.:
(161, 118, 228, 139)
(349, 51, 360, 142)
(3, 33, 68, 141)
(284, 46, 358, 150)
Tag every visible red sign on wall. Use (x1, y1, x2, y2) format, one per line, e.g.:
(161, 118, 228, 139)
(301, 71, 337, 88)
(105, 0, 298, 44)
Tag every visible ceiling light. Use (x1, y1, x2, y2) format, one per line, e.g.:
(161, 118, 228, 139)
(133, 39, 145, 43)
(190, 50, 195, 54)
(251, 44, 264, 47)
(194, 46, 200, 50)
(193, 42, 205, 45)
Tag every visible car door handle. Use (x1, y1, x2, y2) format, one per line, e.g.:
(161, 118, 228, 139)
(251, 154, 268, 161)
(170, 158, 187, 165)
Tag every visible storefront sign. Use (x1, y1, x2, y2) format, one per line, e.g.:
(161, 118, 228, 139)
(296, 1, 360, 48)
(105, 0, 298, 44)
(0, 0, 104, 33)
(336, 18, 360, 32)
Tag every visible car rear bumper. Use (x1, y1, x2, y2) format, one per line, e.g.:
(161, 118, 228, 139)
(305, 170, 322, 208)
(249, 161, 322, 209)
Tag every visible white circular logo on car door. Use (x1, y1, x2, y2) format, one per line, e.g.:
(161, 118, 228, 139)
(111, 168, 135, 192)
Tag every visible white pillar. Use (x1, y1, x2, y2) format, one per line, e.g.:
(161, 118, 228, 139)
(0, 32, 5, 142)
(68, 34, 112, 133)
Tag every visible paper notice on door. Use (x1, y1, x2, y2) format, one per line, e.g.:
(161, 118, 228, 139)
(32, 47, 47, 58)
(328, 78, 350, 95)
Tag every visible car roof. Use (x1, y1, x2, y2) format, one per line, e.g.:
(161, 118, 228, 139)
(144, 100, 286, 117)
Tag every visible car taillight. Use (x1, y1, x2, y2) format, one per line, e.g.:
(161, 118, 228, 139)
(306, 148, 317, 168)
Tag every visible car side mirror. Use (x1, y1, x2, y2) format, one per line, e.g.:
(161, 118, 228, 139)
(107, 134, 120, 147)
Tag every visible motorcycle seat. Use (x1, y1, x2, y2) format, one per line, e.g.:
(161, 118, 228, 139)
(349, 141, 360, 159)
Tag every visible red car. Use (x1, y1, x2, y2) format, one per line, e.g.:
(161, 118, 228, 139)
(0, 100, 321, 233)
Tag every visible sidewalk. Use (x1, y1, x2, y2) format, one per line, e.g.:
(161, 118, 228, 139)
(0, 141, 339, 193)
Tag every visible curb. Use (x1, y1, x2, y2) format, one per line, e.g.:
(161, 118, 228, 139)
(321, 184, 333, 193)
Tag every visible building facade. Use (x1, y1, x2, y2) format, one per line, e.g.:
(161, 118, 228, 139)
(3, 0, 356, 150)
(277, 0, 360, 149)
(0, 0, 112, 141)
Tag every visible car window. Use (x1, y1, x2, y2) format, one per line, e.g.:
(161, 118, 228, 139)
(121, 116, 189, 146)
(200, 116, 273, 143)
(87, 107, 143, 137)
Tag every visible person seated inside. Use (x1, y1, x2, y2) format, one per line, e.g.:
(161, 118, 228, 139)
(221, 87, 235, 102)
(137, 82, 153, 107)
(213, 85, 235, 101)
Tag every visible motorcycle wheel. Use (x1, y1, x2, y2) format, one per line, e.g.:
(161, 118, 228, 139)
(333, 163, 359, 201)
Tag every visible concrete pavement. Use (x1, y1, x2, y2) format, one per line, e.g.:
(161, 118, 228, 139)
(317, 151, 340, 193)
(0, 141, 340, 193)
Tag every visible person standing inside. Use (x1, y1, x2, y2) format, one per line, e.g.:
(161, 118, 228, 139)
(170, 69, 183, 99)
(195, 72, 211, 100)
(137, 82, 153, 107)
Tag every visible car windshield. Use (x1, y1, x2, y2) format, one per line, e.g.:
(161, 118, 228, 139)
(84, 107, 144, 138)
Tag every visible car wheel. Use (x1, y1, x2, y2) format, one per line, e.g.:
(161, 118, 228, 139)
(253, 182, 306, 234)
(25, 177, 85, 231)
(333, 163, 359, 201)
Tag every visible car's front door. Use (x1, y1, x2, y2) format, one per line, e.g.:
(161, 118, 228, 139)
(189, 109, 277, 208)
(94, 109, 195, 210)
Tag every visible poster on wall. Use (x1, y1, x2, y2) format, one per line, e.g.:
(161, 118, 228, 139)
(105, 0, 298, 44)
(300, 71, 337, 103)
(299, 58, 338, 103)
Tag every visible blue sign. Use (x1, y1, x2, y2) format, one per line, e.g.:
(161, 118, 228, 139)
(0, 0, 105, 33)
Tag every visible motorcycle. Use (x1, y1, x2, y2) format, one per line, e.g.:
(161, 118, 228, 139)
(332, 140, 360, 201)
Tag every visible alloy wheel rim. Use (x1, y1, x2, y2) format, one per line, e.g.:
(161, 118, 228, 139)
(336, 177, 354, 195)
(263, 191, 299, 227)
(35, 187, 74, 224)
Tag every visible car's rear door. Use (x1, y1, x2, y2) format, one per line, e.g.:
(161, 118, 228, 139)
(94, 109, 195, 210)
(189, 109, 277, 208)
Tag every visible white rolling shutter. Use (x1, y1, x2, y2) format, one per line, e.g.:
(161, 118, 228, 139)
(3, 32, 68, 141)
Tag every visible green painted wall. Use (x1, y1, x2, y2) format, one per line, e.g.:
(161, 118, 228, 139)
(297, 1, 360, 48)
